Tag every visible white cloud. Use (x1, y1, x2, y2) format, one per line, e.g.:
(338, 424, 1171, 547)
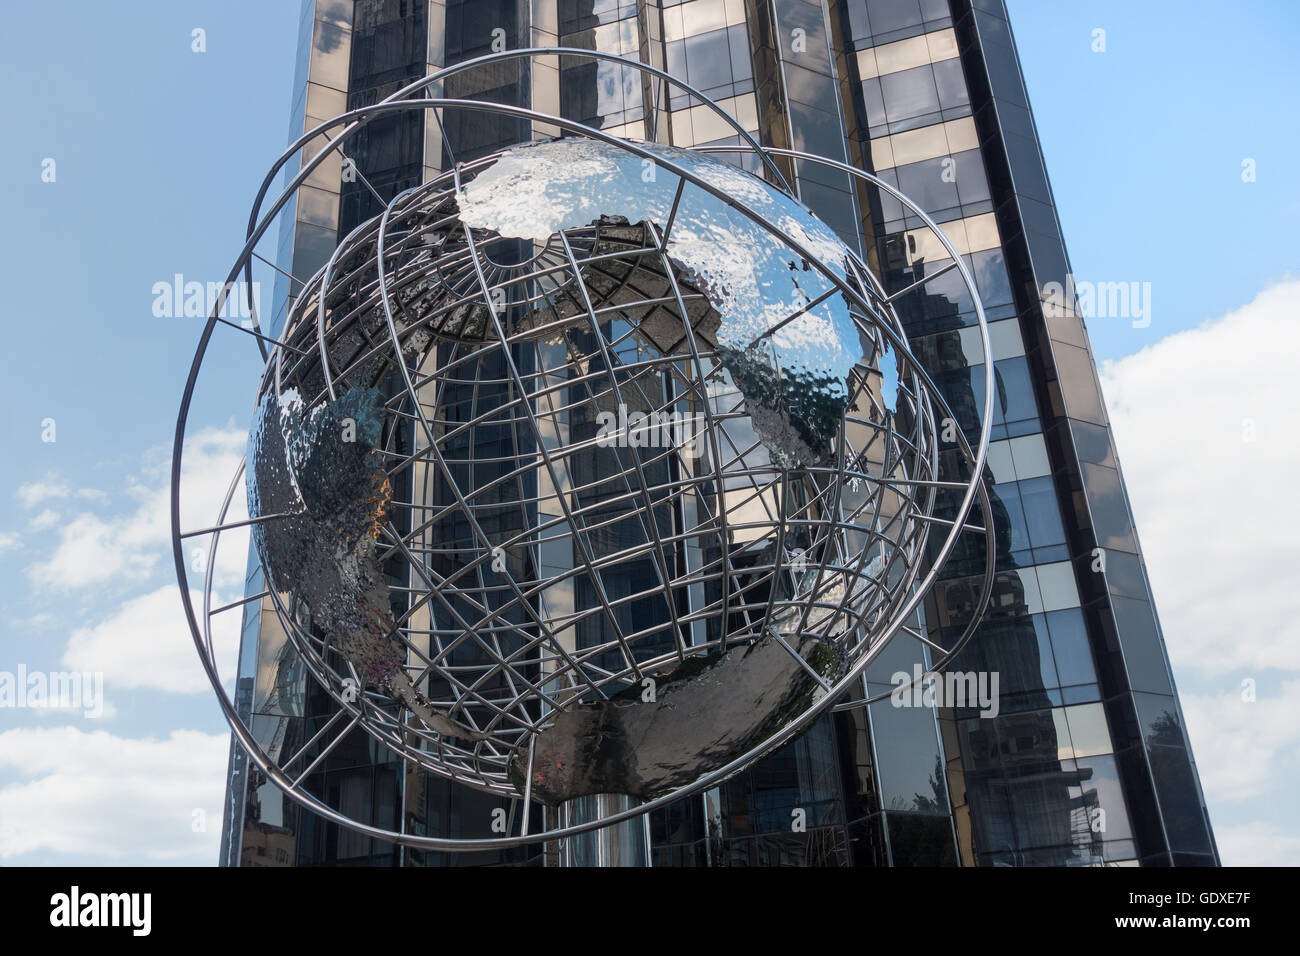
(27, 509, 59, 531)
(1101, 281, 1300, 862)
(16, 476, 72, 509)
(24, 424, 249, 594)
(1214, 821, 1300, 867)
(62, 585, 241, 696)
(1179, 682, 1300, 804)
(30, 700, 119, 721)
(0, 531, 19, 554)
(0, 726, 227, 863)
(25, 510, 158, 589)
(0, 426, 252, 863)
(1099, 280, 1300, 676)
(15, 477, 105, 510)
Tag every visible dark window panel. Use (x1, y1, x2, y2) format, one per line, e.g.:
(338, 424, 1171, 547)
(1060, 684, 1101, 705)
(1113, 739, 1171, 858)
(1111, 596, 1174, 695)
(1103, 549, 1150, 602)
(1019, 475, 1066, 550)
(988, 355, 1040, 432)
(1146, 743, 1215, 855)
(970, 246, 1012, 307)
(867, 698, 949, 814)
(880, 63, 941, 124)
(932, 55, 970, 111)
(847, 813, 891, 866)
(684, 28, 736, 93)
(866, 0, 925, 37)
(1018, 196, 1061, 247)
(289, 221, 341, 285)
(788, 104, 850, 164)
(1070, 418, 1115, 467)
(1053, 343, 1108, 425)
(834, 707, 882, 819)
(950, 148, 992, 206)
(1073, 753, 1135, 843)
(1080, 462, 1138, 552)
(1002, 130, 1052, 204)
(972, 30, 1027, 110)
(1044, 608, 1098, 689)
(991, 480, 1031, 553)
(884, 812, 958, 865)
(861, 76, 888, 129)
(775, 0, 833, 70)
(896, 154, 961, 215)
(1023, 228, 1071, 295)
(728, 24, 753, 81)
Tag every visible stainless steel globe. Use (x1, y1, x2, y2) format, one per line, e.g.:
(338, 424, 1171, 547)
(172, 49, 996, 852)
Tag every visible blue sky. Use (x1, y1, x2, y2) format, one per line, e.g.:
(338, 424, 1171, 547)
(1007, 0, 1300, 363)
(1005, 0, 1300, 866)
(0, 0, 1296, 865)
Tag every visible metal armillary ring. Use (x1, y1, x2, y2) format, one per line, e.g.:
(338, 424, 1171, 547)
(172, 49, 996, 853)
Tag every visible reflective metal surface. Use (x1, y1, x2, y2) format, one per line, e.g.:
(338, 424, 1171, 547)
(456, 137, 877, 467)
(247, 386, 485, 743)
(172, 48, 996, 852)
(558, 794, 651, 867)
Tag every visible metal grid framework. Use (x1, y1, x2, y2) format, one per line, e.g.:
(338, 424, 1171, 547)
(172, 49, 997, 851)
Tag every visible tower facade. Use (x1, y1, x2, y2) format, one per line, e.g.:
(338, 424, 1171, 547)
(220, 0, 1217, 867)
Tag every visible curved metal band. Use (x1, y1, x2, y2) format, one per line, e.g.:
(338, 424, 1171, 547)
(234, 46, 794, 358)
(173, 87, 995, 849)
(711, 144, 998, 706)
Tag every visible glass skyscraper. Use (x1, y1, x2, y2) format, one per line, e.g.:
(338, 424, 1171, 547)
(220, 0, 1217, 867)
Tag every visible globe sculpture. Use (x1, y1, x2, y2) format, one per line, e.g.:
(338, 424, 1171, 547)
(172, 49, 996, 860)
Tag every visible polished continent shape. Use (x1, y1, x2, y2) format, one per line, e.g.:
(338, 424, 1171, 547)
(457, 138, 896, 468)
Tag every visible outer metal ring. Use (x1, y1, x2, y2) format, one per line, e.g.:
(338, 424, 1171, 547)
(172, 50, 995, 851)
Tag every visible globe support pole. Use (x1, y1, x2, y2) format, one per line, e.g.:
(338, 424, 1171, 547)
(558, 794, 652, 867)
